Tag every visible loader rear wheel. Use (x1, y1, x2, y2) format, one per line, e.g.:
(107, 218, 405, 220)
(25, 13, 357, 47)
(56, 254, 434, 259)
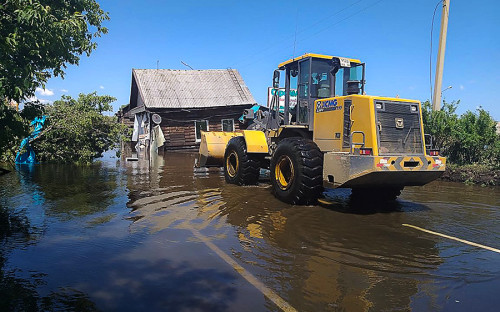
(270, 138, 323, 205)
(224, 136, 260, 185)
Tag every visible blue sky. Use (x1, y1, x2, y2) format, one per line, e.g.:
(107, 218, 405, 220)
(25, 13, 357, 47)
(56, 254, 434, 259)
(34, 0, 500, 120)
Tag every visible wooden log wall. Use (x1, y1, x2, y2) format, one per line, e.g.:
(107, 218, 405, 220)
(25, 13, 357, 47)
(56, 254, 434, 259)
(154, 104, 253, 150)
(117, 109, 135, 129)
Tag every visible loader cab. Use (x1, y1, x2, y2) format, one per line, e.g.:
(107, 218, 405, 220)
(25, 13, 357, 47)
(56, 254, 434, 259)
(274, 53, 365, 130)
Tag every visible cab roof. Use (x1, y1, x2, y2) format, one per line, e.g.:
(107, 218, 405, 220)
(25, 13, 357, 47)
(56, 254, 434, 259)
(278, 53, 362, 69)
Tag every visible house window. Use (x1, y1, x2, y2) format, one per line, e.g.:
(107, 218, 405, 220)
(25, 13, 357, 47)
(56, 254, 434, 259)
(221, 119, 234, 132)
(195, 120, 208, 142)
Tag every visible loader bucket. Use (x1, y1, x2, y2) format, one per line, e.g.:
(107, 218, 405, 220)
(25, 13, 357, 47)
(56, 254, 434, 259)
(196, 131, 243, 167)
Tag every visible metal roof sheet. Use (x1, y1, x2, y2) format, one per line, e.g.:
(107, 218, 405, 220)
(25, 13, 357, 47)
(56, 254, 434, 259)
(131, 69, 256, 109)
(278, 53, 362, 68)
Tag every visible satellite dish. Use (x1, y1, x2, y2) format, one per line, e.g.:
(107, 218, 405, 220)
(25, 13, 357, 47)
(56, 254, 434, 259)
(152, 114, 162, 125)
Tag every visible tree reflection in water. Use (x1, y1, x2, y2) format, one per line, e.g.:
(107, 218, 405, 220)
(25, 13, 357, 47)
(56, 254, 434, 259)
(0, 164, 106, 311)
(1, 160, 240, 311)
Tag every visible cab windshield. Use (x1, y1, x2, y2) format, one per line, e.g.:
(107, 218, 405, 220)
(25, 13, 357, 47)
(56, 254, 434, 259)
(299, 58, 365, 99)
(334, 63, 364, 96)
(310, 60, 333, 99)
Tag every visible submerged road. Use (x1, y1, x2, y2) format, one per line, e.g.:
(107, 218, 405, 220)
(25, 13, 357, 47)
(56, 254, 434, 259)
(0, 151, 499, 311)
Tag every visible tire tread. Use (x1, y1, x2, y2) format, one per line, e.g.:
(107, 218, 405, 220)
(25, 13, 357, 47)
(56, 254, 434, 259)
(224, 137, 260, 185)
(270, 138, 324, 205)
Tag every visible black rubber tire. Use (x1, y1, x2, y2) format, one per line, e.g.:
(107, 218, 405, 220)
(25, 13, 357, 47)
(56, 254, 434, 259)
(350, 187, 403, 201)
(270, 138, 323, 205)
(224, 136, 260, 185)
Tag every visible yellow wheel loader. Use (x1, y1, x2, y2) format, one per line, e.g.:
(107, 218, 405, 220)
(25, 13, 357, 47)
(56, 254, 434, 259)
(197, 53, 446, 204)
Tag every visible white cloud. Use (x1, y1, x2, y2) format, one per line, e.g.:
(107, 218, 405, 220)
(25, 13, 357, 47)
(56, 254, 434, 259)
(459, 85, 464, 90)
(25, 95, 52, 104)
(99, 85, 105, 89)
(60, 89, 69, 93)
(35, 87, 54, 96)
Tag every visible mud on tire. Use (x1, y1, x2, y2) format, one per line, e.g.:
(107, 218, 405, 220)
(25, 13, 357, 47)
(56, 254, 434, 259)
(224, 136, 260, 185)
(270, 138, 323, 205)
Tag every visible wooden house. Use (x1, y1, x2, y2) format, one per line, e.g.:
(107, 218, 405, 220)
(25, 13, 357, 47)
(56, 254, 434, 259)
(120, 68, 257, 150)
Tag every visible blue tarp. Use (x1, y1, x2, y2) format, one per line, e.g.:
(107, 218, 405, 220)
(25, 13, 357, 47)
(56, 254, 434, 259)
(15, 116, 47, 165)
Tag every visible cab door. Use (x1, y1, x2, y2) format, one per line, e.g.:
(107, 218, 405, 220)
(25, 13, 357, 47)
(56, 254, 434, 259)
(297, 59, 311, 126)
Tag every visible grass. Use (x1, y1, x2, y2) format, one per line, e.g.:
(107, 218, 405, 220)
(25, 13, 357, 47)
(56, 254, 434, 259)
(441, 163, 500, 186)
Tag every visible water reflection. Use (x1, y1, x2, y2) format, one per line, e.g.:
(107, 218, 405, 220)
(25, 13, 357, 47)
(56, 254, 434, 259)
(125, 153, 445, 311)
(1, 163, 118, 310)
(71, 256, 238, 311)
(125, 152, 500, 311)
(220, 189, 444, 310)
(1, 152, 499, 311)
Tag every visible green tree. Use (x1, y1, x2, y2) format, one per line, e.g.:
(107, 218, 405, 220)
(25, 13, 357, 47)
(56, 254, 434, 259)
(449, 109, 499, 166)
(421, 100, 459, 155)
(0, 101, 28, 163)
(422, 100, 500, 168)
(0, 0, 109, 102)
(32, 92, 128, 164)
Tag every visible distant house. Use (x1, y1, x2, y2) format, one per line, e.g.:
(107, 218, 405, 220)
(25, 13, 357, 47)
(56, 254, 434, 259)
(119, 68, 256, 150)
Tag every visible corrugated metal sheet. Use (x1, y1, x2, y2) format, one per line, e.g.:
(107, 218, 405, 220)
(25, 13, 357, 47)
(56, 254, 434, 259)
(133, 69, 256, 109)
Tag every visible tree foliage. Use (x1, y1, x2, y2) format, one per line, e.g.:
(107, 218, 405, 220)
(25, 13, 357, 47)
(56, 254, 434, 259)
(422, 100, 500, 168)
(0, 0, 109, 102)
(0, 101, 28, 162)
(32, 92, 128, 164)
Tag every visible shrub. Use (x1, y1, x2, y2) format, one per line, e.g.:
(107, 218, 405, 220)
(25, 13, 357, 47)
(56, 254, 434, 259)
(422, 100, 500, 168)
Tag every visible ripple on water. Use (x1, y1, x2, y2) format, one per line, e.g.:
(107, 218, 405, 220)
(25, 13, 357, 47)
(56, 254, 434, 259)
(126, 185, 236, 235)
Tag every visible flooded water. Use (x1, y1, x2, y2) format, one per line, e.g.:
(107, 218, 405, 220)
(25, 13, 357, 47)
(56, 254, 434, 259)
(1, 152, 499, 311)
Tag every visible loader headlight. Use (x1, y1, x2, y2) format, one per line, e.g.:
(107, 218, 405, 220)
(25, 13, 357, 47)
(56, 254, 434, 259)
(410, 105, 418, 112)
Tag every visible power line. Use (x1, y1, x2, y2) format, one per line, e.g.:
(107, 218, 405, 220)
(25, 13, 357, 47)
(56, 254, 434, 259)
(291, 0, 366, 51)
(229, 0, 368, 69)
(240, 0, 385, 71)
(294, 0, 385, 44)
(201, 0, 386, 102)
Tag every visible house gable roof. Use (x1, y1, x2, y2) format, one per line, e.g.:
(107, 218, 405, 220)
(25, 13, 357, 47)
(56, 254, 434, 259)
(129, 69, 256, 109)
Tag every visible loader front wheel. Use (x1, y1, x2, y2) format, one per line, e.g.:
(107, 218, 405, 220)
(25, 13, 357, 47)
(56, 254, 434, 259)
(270, 138, 323, 205)
(224, 136, 260, 185)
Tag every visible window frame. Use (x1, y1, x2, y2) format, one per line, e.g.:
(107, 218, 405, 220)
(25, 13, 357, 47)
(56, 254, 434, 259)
(194, 120, 209, 143)
(221, 119, 235, 132)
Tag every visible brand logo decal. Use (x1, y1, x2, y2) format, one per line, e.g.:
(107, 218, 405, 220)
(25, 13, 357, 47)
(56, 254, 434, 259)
(316, 99, 342, 113)
(395, 118, 404, 129)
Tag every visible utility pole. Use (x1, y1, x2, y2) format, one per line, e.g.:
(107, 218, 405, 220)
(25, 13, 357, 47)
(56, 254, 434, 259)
(432, 0, 450, 111)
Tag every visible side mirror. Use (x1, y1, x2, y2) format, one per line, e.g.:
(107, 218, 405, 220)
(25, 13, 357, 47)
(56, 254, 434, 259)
(273, 70, 280, 88)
